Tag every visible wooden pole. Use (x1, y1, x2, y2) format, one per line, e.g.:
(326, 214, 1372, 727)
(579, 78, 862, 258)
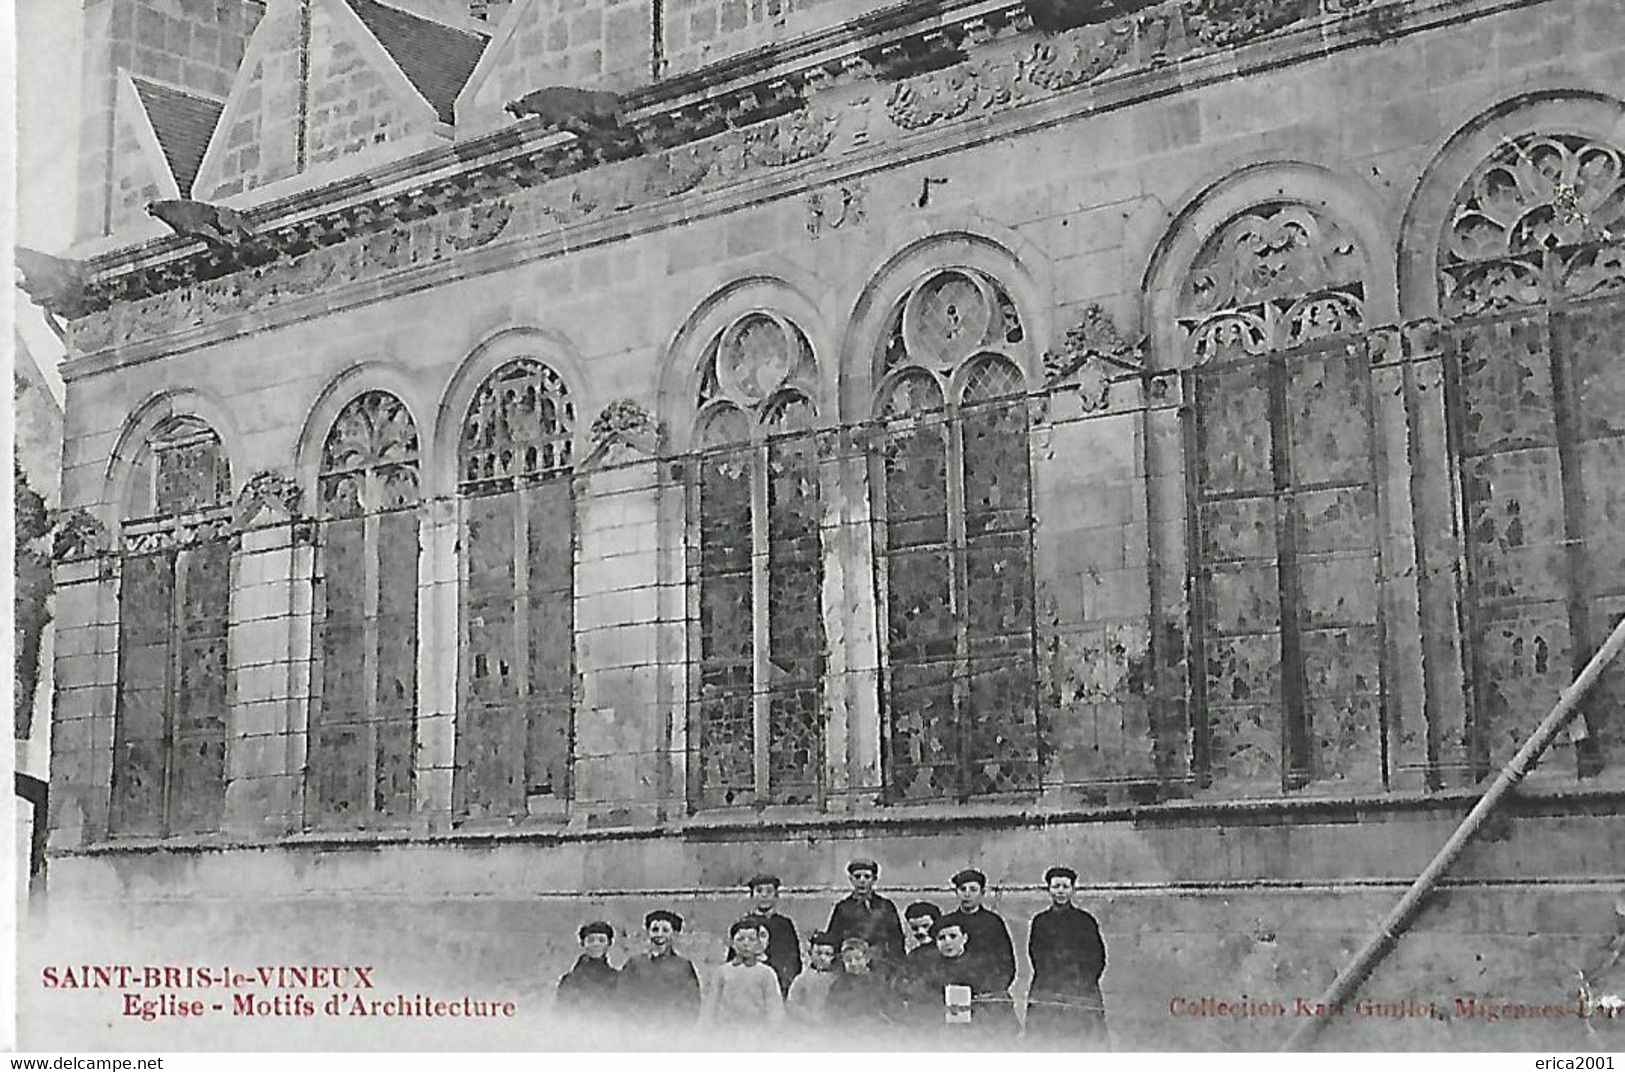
(1282, 613, 1625, 1052)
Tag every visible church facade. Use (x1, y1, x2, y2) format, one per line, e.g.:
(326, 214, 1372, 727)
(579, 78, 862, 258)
(34, 0, 1625, 1049)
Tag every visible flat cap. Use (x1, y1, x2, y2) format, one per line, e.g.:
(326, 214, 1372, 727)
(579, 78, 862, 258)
(846, 857, 880, 875)
(951, 867, 988, 888)
(745, 873, 782, 889)
(1044, 866, 1078, 885)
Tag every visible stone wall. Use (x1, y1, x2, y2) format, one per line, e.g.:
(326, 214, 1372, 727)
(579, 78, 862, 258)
(37, 0, 1625, 1049)
(22, 796, 1625, 1049)
(76, 0, 263, 241)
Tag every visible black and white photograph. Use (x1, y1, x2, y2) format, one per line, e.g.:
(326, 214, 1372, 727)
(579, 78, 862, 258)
(7, 0, 1625, 1055)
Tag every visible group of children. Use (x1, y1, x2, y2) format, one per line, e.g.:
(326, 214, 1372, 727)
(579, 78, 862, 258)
(554, 858, 1108, 1047)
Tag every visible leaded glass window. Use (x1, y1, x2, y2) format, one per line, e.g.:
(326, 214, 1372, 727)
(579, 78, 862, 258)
(111, 416, 232, 836)
(455, 360, 576, 818)
(1180, 203, 1385, 793)
(690, 313, 826, 808)
(308, 391, 421, 827)
(1438, 133, 1625, 777)
(872, 268, 1040, 802)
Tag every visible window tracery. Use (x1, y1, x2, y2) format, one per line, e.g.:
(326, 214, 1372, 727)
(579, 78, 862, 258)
(691, 313, 825, 807)
(1437, 133, 1625, 775)
(111, 415, 232, 836)
(456, 359, 577, 818)
(308, 391, 421, 827)
(1180, 202, 1384, 793)
(872, 267, 1039, 802)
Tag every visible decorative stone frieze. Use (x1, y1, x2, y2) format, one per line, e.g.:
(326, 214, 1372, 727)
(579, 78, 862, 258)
(1044, 304, 1145, 412)
(66, 0, 1412, 350)
(51, 510, 111, 562)
(806, 181, 868, 238)
(588, 399, 665, 458)
(233, 470, 305, 531)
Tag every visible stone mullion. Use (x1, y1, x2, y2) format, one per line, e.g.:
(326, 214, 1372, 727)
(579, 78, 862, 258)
(415, 496, 458, 830)
(831, 428, 882, 809)
(1366, 325, 1428, 792)
(750, 439, 771, 801)
(1406, 322, 1472, 789)
(511, 485, 532, 808)
(945, 405, 970, 800)
(361, 506, 381, 816)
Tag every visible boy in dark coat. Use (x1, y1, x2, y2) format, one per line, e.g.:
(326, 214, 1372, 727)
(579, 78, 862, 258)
(826, 938, 901, 1029)
(826, 858, 906, 970)
(907, 917, 1017, 1040)
(937, 868, 1017, 998)
(740, 873, 802, 996)
(556, 920, 619, 1014)
(1025, 865, 1108, 1046)
(618, 909, 702, 1027)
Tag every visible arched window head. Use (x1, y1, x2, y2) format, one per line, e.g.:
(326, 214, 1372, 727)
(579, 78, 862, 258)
(876, 267, 1028, 410)
(1179, 204, 1366, 363)
(126, 415, 231, 521)
(1440, 133, 1625, 315)
(459, 359, 575, 491)
(319, 391, 421, 518)
(695, 312, 819, 441)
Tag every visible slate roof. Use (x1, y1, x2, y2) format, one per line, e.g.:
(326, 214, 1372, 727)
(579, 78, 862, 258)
(343, 0, 490, 123)
(131, 78, 226, 196)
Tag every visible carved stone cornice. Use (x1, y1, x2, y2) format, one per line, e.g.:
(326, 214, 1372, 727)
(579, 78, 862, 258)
(63, 0, 1495, 360)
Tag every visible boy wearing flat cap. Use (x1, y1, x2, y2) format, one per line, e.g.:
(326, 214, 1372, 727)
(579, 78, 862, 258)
(1025, 865, 1108, 1046)
(743, 873, 802, 996)
(556, 920, 619, 1015)
(937, 868, 1017, 1007)
(618, 909, 702, 1027)
(825, 858, 906, 969)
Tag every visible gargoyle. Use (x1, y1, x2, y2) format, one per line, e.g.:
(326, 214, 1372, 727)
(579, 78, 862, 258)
(506, 87, 639, 154)
(146, 198, 256, 250)
(15, 246, 89, 325)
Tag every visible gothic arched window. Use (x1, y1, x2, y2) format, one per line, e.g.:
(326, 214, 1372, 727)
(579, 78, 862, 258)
(455, 359, 576, 818)
(112, 415, 232, 836)
(1180, 203, 1383, 793)
(1438, 133, 1625, 775)
(690, 313, 825, 807)
(872, 268, 1039, 802)
(308, 391, 421, 827)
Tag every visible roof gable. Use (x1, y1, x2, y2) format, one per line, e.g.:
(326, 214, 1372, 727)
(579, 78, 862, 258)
(343, 0, 489, 123)
(131, 78, 226, 196)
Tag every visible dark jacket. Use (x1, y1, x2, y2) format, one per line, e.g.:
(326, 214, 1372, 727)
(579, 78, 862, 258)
(938, 907, 1016, 994)
(826, 969, 901, 1026)
(1026, 903, 1107, 1035)
(618, 949, 702, 1024)
(556, 954, 619, 1012)
(901, 947, 1017, 1035)
(826, 893, 906, 965)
